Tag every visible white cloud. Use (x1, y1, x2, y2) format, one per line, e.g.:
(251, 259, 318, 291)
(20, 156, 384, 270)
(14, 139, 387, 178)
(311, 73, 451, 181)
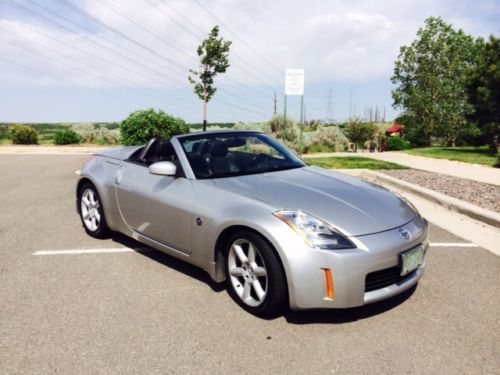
(0, 0, 498, 121)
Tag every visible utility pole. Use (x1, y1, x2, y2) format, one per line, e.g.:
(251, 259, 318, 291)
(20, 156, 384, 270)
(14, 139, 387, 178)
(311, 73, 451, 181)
(325, 89, 333, 124)
(348, 85, 353, 119)
(273, 91, 277, 115)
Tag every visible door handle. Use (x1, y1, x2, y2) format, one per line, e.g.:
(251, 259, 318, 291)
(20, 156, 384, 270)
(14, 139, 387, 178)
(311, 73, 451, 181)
(115, 166, 124, 185)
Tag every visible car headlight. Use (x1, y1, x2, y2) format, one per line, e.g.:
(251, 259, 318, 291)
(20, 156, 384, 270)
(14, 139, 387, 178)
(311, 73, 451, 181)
(273, 210, 356, 250)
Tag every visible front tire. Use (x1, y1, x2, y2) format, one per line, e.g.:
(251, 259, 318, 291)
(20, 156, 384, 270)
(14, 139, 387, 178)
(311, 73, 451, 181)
(225, 230, 287, 317)
(78, 182, 111, 239)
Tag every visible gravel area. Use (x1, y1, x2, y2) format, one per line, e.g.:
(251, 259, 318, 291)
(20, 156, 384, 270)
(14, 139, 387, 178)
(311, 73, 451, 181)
(382, 169, 500, 213)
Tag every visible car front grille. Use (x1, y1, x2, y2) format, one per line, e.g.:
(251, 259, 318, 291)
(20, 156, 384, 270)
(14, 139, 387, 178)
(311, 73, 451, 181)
(365, 266, 415, 292)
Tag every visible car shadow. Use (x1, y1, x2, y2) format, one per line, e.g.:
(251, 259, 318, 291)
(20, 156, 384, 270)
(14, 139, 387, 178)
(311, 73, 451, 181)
(108, 233, 416, 322)
(110, 232, 225, 293)
(283, 285, 416, 324)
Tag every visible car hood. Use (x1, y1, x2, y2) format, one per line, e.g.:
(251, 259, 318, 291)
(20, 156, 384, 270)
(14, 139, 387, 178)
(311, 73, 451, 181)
(212, 166, 415, 236)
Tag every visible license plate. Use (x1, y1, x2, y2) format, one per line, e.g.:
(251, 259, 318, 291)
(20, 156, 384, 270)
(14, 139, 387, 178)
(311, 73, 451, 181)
(400, 246, 425, 276)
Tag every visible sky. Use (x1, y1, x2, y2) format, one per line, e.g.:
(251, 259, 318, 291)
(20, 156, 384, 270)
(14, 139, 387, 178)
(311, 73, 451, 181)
(0, 0, 499, 124)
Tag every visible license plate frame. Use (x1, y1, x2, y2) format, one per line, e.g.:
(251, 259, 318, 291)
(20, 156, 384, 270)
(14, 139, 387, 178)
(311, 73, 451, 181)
(399, 245, 425, 276)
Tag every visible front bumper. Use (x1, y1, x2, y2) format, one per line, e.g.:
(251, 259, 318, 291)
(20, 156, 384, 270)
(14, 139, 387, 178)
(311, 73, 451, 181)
(272, 215, 429, 310)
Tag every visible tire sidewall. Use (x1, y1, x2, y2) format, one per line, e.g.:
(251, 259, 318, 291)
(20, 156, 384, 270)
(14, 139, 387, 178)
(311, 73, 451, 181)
(224, 230, 287, 317)
(78, 182, 110, 238)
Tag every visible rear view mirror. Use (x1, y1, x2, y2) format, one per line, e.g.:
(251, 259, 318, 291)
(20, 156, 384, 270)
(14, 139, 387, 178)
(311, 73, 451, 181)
(149, 161, 177, 176)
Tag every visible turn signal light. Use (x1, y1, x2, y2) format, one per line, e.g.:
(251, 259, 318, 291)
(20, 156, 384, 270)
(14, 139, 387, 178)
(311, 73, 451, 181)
(324, 268, 334, 300)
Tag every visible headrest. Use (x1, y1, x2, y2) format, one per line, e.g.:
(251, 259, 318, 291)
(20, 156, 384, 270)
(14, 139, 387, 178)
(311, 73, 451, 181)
(160, 140, 174, 156)
(212, 141, 228, 157)
(224, 137, 246, 148)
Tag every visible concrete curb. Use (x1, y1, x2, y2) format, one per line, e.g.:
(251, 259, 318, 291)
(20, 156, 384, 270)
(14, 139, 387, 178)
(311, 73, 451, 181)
(345, 169, 500, 228)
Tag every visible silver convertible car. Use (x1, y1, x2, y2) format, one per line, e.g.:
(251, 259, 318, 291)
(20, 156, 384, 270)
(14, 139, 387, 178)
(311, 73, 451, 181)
(76, 130, 428, 316)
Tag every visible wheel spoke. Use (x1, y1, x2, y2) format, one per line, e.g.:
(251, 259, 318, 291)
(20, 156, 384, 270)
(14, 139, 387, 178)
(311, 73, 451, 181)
(242, 280, 251, 301)
(82, 197, 91, 207)
(233, 244, 248, 263)
(247, 243, 256, 263)
(94, 210, 101, 221)
(91, 217, 97, 230)
(229, 267, 244, 277)
(253, 266, 267, 277)
(252, 279, 266, 301)
(83, 211, 91, 220)
(89, 193, 96, 205)
(93, 200, 100, 209)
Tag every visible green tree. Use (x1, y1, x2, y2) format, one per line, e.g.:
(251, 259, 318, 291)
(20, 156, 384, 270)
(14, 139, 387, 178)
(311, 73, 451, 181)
(120, 108, 189, 146)
(189, 26, 232, 132)
(466, 35, 500, 152)
(344, 118, 377, 152)
(392, 17, 476, 146)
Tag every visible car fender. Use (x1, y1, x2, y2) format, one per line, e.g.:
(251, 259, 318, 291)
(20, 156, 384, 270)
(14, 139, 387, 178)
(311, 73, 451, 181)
(77, 156, 123, 232)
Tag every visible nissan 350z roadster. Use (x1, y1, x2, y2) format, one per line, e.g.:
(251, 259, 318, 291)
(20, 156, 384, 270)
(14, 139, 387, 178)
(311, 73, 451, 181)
(76, 130, 428, 316)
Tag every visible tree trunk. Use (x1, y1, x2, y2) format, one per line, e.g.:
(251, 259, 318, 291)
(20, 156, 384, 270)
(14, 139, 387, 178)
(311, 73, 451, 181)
(203, 88, 207, 132)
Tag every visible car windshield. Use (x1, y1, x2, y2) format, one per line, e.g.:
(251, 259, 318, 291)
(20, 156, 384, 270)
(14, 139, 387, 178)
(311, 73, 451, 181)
(179, 132, 306, 179)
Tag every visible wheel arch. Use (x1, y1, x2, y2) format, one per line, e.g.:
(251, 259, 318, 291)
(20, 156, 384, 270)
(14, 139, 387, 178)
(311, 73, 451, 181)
(76, 175, 118, 232)
(213, 224, 289, 300)
(76, 177, 94, 199)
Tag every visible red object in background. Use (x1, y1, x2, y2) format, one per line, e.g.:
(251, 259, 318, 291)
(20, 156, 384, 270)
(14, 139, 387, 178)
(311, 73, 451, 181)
(386, 123, 402, 134)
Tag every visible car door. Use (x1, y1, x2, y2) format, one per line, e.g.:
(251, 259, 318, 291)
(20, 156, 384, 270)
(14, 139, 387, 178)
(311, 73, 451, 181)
(114, 161, 193, 254)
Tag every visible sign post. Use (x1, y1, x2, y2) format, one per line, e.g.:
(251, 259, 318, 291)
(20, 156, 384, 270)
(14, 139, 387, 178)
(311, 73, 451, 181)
(284, 69, 305, 149)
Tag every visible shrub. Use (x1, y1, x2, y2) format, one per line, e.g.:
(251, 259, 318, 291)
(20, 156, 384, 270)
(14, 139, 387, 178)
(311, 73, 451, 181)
(304, 119, 322, 132)
(0, 124, 8, 139)
(495, 155, 500, 168)
(308, 126, 349, 152)
(265, 115, 297, 138)
(7, 124, 38, 144)
(53, 127, 81, 145)
(94, 127, 120, 145)
(72, 124, 120, 145)
(386, 136, 412, 150)
(120, 108, 189, 146)
(232, 121, 265, 131)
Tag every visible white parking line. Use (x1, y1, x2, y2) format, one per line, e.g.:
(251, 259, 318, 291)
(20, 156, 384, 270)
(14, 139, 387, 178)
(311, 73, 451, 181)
(33, 247, 150, 255)
(33, 243, 479, 256)
(429, 243, 479, 247)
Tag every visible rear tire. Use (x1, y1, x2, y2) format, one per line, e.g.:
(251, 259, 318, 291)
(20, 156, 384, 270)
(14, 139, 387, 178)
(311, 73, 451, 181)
(224, 230, 287, 317)
(78, 182, 111, 239)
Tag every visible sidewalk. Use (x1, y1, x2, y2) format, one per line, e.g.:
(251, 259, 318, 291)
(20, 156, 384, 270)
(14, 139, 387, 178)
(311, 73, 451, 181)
(0, 145, 115, 155)
(304, 151, 500, 186)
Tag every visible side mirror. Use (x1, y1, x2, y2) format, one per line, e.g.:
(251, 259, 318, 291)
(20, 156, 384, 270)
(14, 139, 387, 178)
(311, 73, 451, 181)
(149, 161, 177, 176)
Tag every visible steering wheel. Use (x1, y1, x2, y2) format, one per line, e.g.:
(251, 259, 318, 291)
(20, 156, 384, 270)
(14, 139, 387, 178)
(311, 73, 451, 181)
(247, 154, 270, 171)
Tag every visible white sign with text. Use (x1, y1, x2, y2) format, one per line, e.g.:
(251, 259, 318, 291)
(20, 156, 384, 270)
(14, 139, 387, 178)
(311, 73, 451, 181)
(285, 69, 304, 96)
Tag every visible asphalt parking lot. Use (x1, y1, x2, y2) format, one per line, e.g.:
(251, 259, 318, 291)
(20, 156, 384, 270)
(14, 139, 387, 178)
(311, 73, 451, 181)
(1, 155, 499, 374)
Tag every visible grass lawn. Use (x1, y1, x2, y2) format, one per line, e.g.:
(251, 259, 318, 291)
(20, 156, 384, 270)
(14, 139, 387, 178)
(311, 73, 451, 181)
(306, 156, 407, 170)
(405, 146, 497, 167)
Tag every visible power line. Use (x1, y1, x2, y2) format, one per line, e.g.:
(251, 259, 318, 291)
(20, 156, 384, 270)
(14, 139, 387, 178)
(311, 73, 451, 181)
(192, 0, 282, 75)
(191, 0, 326, 100)
(148, 0, 283, 87)
(5, 1, 274, 120)
(0, 57, 144, 106)
(57, 0, 189, 75)
(0, 32, 198, 112)
(96, 0, 196, 62)
(10, 1, 269, 116)
(14, 1, 187, 87)
(93, 0, 273, 106)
